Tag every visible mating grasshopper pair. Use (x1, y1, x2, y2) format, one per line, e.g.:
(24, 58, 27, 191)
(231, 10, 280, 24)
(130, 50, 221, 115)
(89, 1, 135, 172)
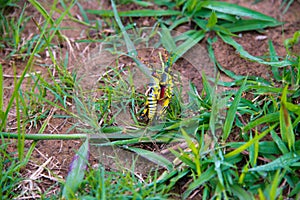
(139, 51, 174, 123)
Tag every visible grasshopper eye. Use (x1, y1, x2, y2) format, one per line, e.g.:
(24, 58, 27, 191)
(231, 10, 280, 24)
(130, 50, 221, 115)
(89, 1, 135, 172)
(152, 71, 159, 77)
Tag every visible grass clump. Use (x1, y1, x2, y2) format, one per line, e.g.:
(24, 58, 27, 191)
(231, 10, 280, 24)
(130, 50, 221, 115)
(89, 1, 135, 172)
(76, 165, 172, 199)
(0, 137, 22, 199)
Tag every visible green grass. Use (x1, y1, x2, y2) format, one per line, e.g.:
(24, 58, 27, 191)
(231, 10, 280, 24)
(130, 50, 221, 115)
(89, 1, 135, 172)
(0, 137, 22, 199)
(0, 0, 299, 199)
(76, 164, 172, 199)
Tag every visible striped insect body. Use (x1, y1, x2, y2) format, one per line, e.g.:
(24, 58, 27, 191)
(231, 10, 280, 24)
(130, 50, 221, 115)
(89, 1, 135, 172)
(139, 76, 161, 121)
(139, 50, 174, 123)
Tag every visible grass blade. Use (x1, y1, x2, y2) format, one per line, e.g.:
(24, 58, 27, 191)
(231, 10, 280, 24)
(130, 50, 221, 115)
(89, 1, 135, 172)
(110, 0, 152, 79)
(184, 166, 216, 199)
(124, 146, 173, 171)
(225, 123, 278, 158)
(223, 77, 247, 141)
(87, 9, 181, 17)
(231, 184, 253, 200)
(269, 170, 283, 200)
(169, 16, 190, 30)
(29, 0, 63, 41)
(0, 64, 3, 120)
(169, 148, 197, 170)
(111, 0, 136, 57)
(249, 151, 300, 172)
(270, 130, 289, 154)
(268, 39, 281, 81)
(13, 64, 24, 160)
(280, 86, 295, 151)
(207, 40, 244, 80)
(194, 9, 238, 22)
(76, 2, 90, 23)
(181, 128, 201, 176)
(209, 83, 218, 138)
(161, 24, 176, 52)
(243, 112, 279, 132)
(222, 19, 282, 33)
(289, 181, 300, 197)
(249, 132, 259, 167)
(200, 1, 277, 22)
(228, 141, 281, 155)
(173, 30, 205, 62)
(218, 33, 292, 67)
(202, 71, 213, 105)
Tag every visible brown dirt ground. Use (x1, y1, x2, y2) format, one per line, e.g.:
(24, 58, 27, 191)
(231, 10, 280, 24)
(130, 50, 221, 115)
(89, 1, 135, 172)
(1, 0, 300, 198)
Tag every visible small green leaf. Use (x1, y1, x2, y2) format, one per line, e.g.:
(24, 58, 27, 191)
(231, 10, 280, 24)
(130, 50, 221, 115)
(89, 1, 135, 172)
(247, 85, 294, 94)
(206, 10, 217, 29)
(284, 30, 300, 51)
(62, 139, 89, 199)
(101, 126, 123, 133)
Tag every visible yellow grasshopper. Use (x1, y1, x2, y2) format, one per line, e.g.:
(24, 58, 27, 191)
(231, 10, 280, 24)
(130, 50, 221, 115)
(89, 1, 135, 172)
(139, 51, 174, 122)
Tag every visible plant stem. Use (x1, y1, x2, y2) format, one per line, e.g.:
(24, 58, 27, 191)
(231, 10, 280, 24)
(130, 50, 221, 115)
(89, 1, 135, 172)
(0, 132, 87, 140)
